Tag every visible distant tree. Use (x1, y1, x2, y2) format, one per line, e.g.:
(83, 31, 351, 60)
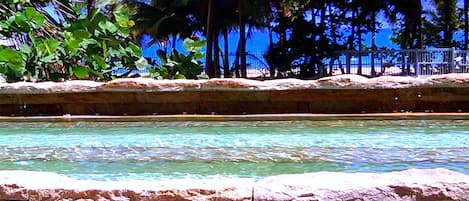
(387, 0, 424, 49)
(465, 0, 468, 49)
(434, 0, 458, 47)
(421, 0, 459, 47)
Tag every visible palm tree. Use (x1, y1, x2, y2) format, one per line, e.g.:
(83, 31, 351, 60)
(205, 0, 215, 77)
(0, 0, 78, 47)
(238, 0, 247, 78)
(359, 0, 387, 76)
(387, 0, 423, 49)
(204, 0, 272, 78)
(465, 0, 468, 49)
(433, 0, 458, 47)
(87, 0, 96, 16)
(125, 0, 199, 56)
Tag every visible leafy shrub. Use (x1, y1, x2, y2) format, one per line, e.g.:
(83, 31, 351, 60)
(0, 1, 147, 81)
(149, 38, 205, 80)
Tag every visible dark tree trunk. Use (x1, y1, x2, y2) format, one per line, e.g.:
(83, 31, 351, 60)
(238, 0, 247, 78)
(371, 11, 377, 50)
(214, 30, 220, 78)
(350, 9, 356, 50)
(172, 35, 177, 50)
(416, 0, 423, 48)
(234, 41, 241, 77)
(223, 27, 230, 78)
(316, 4, 328, 77)
(87, 0, 95, 18)
(329, 4, 337, 44)
(357, 28, 362, 75)
(371, 11, 377, 77)
(465, 0, 469, 49)
(205, 0, 215, 77)
(444, 0, 451, 46)
(268, 16, 275, 78)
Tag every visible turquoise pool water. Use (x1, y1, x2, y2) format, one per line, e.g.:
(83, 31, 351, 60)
(0, 120, 467, 180)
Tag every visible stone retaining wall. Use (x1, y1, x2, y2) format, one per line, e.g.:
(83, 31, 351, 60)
(0, 74, 468, 116)
(0, 169, 468, 201)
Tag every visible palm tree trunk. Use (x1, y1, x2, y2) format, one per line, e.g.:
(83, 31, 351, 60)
(371, 11, 377, 77)
(172, 35, 177, 51)
(205, 0, 215, 77)
(87, 0, 95, 17)
(350, 9, 356, 50)
(238, 0, 247, 78)
(465, 0, 469, 49)
(234, 41, 241, 77)
(416, 0, 423, 48)
(214, 30, 220, 78)
(318, 4, 327, 77)
(357, 28, 362, 75)
(268, 16, 275, 78)
(444, 0, 451, 46)
(223, 27, 230, 78)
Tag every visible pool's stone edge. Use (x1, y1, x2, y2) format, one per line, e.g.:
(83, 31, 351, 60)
(0, 74, 468, 115)
(0, 74, 468, 94)
(0, 169, 468, 201)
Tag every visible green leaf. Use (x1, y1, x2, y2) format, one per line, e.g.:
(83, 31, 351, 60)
(87, 68, 104, 78)
(0, 46, 25, 76)
(183, 38, 206, 52)
(73, 29, 91, 39)
(157, 50, 168, 64)
(117, 27, 129, 38)
(19, 44, 31, 55)
(14, 13, 30, 31)
(43, 39, 60, 55)
(0, 47, 24, 67)
(197, 73, 209, 80)
(73, 66, 89, 79)
(40, 54, 55, 63)
(64, 38, 81, 55)
(81, 38, 98, 48)
(173, 73, 186, 79)
(91, 55, 106, 70)
(170, 0, 189, 7)
(135, 57, 148, 70)
(113, 12, 129, 28)
(98, 20, 118, 34)
(193, 52, 205, 59)
(127, 42, 141, 57)
(24, 7, 45, 29)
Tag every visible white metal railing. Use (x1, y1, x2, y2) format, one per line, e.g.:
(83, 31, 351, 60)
(326, 48, 469, 77)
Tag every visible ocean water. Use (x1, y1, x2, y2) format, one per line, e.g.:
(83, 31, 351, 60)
(142, 29, 397, 63)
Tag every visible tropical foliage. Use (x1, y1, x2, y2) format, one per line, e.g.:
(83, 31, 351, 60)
(1, 0, 469, 81)
(149, 38, 206, 80)
(0, 0, 147, 81)
(125, 0, 469, 79)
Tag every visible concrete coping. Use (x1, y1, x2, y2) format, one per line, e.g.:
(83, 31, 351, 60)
(0, 74, 468, 94)
(0, 113, 468, 123)
(0, 169, 468, 200)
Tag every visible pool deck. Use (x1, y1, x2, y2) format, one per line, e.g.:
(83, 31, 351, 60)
(0, 169, 468, 201)
(0, 113, 468, 122)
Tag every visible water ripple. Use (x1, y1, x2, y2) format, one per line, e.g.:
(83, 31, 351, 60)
(1, 146, 468, 163)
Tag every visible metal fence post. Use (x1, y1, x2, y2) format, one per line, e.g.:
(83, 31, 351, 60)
(449, 47, 455, 73)
(346, 52, 351, 74)
(371, 51, 376, 77)
(414, 50, 419, 77)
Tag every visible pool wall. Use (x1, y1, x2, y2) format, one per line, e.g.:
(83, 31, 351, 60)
(0, 169, 468, 201)
(0, 74, 467, 116)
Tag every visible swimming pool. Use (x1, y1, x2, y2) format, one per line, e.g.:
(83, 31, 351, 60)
(0, 120, 467, 181)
